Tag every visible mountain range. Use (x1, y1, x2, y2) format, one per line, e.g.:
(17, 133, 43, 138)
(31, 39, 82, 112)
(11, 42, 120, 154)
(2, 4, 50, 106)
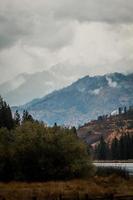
(12, 72, 133, 126)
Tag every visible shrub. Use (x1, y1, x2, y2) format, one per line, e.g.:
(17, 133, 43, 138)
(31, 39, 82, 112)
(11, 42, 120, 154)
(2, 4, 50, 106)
(0, 122, 94, 181)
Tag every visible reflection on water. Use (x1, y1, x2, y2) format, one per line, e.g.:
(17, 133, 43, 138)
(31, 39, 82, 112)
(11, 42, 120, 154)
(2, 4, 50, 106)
(94, 162, 133, 175)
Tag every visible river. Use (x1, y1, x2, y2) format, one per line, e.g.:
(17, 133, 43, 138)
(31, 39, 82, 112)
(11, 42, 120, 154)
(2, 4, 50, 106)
(94, 162, 133, 175)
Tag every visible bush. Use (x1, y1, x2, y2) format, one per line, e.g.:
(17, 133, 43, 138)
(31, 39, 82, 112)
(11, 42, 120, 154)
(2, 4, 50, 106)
(0, 122, 94, 181)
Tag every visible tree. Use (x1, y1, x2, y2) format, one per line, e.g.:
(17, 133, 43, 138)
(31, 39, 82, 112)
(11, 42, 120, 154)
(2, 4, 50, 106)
(0, 96, 14, 130)
(11, 121, 94, 181)
(14, 110, 21, 126)
(22, 110, 34, 123)
(0, 128, 14, 181)
(124, 106, 127, 114)
(118, 107, 122, 115)
(96, 137, 108, 160)
(71, 126, 77, 135)
(111, 137, 119, 160)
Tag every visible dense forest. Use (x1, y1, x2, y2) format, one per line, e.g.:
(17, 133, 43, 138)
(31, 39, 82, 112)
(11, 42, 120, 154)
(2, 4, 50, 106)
(94, 134, 133, 160)
(0, 96, 94, 182)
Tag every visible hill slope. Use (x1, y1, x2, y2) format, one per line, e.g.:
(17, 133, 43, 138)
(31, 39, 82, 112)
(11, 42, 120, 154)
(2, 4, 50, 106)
(14, 73, 133, 126)
(77, 108, 133, 145)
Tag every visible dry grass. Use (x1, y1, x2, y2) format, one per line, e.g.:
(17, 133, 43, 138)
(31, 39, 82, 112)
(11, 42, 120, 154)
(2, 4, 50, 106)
(0, 176, 133, 200)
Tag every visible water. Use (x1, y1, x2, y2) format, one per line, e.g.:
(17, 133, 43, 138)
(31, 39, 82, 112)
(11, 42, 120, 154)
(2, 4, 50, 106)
(94, 162, 133, 175)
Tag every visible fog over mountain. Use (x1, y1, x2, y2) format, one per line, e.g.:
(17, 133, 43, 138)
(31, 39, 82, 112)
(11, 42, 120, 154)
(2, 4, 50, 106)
(0, 66, 72, 105)
(0, 63, 94, 105)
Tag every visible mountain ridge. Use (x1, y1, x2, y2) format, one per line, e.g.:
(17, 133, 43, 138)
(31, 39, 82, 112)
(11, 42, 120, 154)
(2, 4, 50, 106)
(13, 72, 133, 126)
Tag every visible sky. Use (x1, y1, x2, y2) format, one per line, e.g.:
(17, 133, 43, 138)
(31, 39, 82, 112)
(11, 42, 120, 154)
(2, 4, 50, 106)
(0, 0, 133, 84)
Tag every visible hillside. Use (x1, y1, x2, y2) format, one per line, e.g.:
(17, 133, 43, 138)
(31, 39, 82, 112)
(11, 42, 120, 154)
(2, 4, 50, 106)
(13, 72, 133, 126)
(77, 107, 133, 146)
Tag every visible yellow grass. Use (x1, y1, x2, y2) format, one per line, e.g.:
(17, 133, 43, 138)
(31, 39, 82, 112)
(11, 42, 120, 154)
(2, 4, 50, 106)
(0, 176, 133, 200)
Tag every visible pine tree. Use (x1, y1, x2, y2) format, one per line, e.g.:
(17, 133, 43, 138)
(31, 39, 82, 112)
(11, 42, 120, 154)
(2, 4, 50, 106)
(14, 110, 21, 126)
(22, 110, 34, 123)
(97, 136, 108, 160)
(111, 137, 119, 160)
(0, 96, 14, 130)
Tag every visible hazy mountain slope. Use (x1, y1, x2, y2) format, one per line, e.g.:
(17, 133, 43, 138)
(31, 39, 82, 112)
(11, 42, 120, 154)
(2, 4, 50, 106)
(14, 73, 133, 126)
(0, 70, 73, 106)
(0, 63, 101, 106)
(0, 73, 27, 95)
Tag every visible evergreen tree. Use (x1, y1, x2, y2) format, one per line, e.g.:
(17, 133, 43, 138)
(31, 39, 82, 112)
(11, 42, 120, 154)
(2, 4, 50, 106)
(124, 106, 127, 114)
(111, 137, 119, 160)
(0, 96, 14, 130)
(22, 110, 34, 123)
(71, 126, 77, 135)
(96, 137, 108, 160)
(14, 110, 21, 126)
(118, 107, 122, 115)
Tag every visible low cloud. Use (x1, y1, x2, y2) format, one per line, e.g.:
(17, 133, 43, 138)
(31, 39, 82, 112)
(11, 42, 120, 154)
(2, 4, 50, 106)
(89, 88, 102, 95)
(106, 77, 118, 88)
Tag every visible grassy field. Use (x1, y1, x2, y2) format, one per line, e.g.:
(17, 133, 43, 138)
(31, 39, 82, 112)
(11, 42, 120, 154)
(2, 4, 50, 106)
(0, 176, 133, 200)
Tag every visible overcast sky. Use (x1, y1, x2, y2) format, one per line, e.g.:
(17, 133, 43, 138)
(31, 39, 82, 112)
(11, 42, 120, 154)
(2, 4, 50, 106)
(0, 0, 133, 84)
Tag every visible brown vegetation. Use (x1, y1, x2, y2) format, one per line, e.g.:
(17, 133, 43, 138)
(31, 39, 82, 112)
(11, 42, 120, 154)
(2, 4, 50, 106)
(0, 176, 132, 200)
(78, 109, 133, 146)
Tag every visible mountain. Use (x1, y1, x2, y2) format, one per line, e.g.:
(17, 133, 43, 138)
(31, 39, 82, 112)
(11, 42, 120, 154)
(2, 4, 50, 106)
(0, 69, 73, 106)
(0, 63, 101, 106)
(13, 72, 133, 126)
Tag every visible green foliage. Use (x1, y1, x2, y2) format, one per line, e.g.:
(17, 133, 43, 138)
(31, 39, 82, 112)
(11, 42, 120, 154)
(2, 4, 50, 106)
(0, 96, 14, 130)
(94, 134, 133, 160)
(95, 137, 109, 160)
(0, 128, 14, 181)
(111, 137, 119, 160)
(22, 110, 34, 123)
(14, 110, 21, 126)
(0, 121, 94, 181)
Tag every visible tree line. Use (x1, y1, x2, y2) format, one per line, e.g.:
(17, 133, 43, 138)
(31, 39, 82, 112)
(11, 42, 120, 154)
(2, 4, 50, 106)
(0, 96, 36, 129)
(0, 96, 94, 182)
(94, 134, 133, 160)
(93, 107, 133, 160)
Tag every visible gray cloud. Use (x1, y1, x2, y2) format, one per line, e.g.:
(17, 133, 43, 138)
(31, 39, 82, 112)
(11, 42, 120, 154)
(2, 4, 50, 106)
(54, 0, 133, 23)
(0, 0, 78, 50)
(106, 77, 118, 88)
(0, 0, 133, 50)
(0, 0, 133, 84)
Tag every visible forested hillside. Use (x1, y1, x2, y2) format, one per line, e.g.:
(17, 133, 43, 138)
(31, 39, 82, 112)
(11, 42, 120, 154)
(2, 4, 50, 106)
(78, 106, 133, 160)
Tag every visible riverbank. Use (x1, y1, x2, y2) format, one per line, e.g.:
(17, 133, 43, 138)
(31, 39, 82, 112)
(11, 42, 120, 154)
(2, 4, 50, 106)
(0, 176, 133, 200)
(93, 162, 133, 176)
(94, 160, 133, 163)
